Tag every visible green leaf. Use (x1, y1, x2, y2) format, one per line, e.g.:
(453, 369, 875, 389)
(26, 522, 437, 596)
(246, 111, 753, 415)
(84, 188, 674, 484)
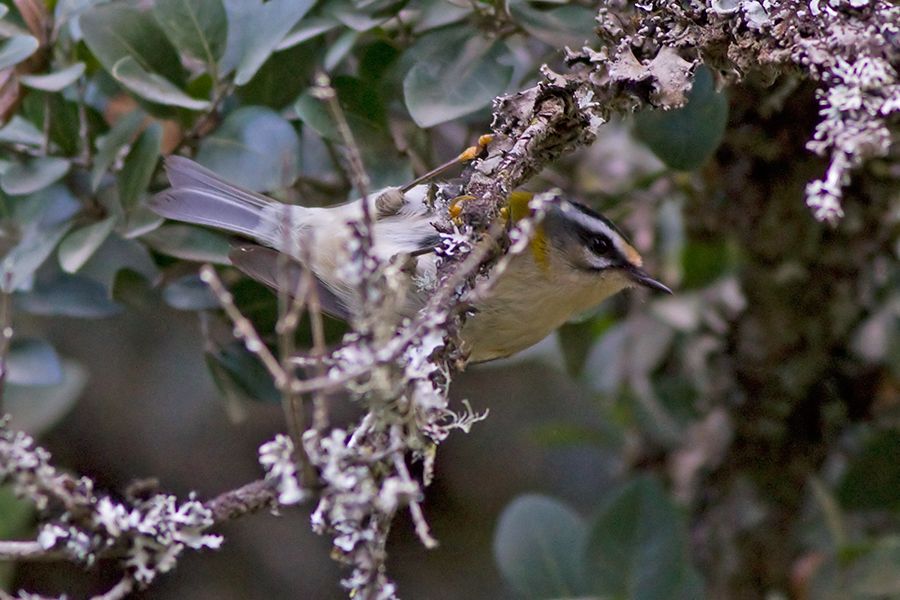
(0, 485, 35, 588)
(414, 1, 472, 33)
(121, 204, 165, 239)
(508, 1, 597, 48)
(0, 484, 33, 539)
(634, 67, 728, 171)
(141, 224, 231, 264)
(80, 3, 184, 85)
(163, 274, 219, 310)
(530, 421, 623, 450)
(586, 475, 694, 600)
(58, 216, 117, 273)
(207, 341, 280, 403)
(0, 158, 70, 196)
(19, 63, 86, 92)
(15, 273, 123, 318)
(0, 186, 80, 292)
(237, 39, 318, 109)
(91, 110, 145, 191)
(110, 268, 154, 308)
(31, 93, 83, 157)
(358, 39, 401, 83)
(0, 185, 80, 292)
(324, 0, 393, 32)
(810, 537, 900, 599)
(842, 537, 900, 597)
(838, 430, 900, 511)
(493, 494, 589, 598)
(0, 35, 39, 71)
(153, 0, 228, 67)
(204, 350, 252, 418)
(117, 121, 162, 209)
(231, 277, 279, 333)
(6, 360, 87, 435)
(220, 0, 314, 86)
(195, 106, 300, 191)
(1, 225, 71, 292)
(112, 56, 211, 110)
(11, 183, 81, 227)
(294, 76, 408, 188)
(7, 338, 63, 386)
(334, 75, 388, 129)
(294, 91, 339, 141)
(275, 16, 337, 51)
(79, 234, 159, 289)
(0, 116, 44, 146)
(0, 483, 32, 537)
(679, 238, 737, 289)
(557, 317, 609, 377)
(323, 29, 359, 71)
(403, 27, 513, 127)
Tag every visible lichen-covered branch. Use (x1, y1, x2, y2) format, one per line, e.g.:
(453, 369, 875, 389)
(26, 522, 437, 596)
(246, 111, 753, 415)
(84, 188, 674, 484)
(1, 3, 895, 599)
(588, 0, 897, 223)
(0, 417, 286, 594)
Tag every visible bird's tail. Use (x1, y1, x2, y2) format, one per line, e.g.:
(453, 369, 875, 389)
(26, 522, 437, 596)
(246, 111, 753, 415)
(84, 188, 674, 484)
(150, 156, 300, 249)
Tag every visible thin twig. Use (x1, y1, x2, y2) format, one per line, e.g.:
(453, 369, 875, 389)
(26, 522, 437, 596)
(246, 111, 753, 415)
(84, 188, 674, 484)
(173, 81, 235, 155)
(0, 477, 279, 564)
(313, 73, 371, 209)
(0, 540, 54, 561)
(76, 78, 91, 167)
(309, 72, 380, 424)
(276, 210, 306, 446)
(0, 285, 13, 412)
(312, 72, 379, 338)
(305, 262, 329, 431)
(392, 448, 437, 549)
(273, 211, 318, 486)
(90, 576, 134, 600)
(321, 138, 353, 191)
(205, 478, 278, 522)
(277, 222, 508, 396)
(200, 265, 288, 388)
(40, 93, 51, 155)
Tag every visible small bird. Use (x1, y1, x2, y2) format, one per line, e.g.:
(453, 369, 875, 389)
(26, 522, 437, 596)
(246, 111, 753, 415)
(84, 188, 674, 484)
(150, 156, 671, 363)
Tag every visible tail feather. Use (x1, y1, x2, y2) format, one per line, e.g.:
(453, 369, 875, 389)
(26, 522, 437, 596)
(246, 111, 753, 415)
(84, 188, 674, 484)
(163, 156, 272, 209)
(150, 188, 266, 239)
(149, 156, 294, 247)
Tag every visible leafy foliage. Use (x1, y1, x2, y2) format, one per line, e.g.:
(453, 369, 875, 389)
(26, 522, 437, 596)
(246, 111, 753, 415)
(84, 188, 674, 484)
(494, 478, 703, 600)
(0, 0, 895, 598)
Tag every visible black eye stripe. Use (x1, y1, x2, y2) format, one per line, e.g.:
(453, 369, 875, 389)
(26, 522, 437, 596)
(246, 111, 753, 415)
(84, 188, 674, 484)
(576, 226, 616, 257)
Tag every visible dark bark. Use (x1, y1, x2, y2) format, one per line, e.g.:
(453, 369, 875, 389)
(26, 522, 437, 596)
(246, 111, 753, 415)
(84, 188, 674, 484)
(692, 80, 898, 597)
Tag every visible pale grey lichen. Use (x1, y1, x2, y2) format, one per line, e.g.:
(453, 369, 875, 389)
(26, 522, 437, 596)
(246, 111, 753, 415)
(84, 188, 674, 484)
(0, 419, 222, 588)
(587, 0, 899, 223)
(286, 185, 558, 599)
(805, 55, 898, 221)
(259, 434, 306, 505)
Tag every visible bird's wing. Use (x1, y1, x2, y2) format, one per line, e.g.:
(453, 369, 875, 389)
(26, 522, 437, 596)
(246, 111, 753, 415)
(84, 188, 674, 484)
(228, 243, 351, 321)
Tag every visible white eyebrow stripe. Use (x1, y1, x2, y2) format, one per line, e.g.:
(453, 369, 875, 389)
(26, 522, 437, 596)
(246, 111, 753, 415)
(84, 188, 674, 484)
(565, 206, 612, 234)
(564, 204, 632, 257)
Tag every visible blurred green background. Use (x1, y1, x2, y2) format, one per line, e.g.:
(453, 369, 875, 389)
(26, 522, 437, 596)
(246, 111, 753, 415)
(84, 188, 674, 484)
(0, 1, 897, 598)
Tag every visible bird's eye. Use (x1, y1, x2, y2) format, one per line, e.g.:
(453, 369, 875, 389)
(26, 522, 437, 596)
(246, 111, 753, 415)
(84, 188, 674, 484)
(589, 236, 611, 255)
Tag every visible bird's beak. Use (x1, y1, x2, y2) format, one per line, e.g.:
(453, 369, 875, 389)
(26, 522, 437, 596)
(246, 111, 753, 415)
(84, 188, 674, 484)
(627, 266, 673, 294)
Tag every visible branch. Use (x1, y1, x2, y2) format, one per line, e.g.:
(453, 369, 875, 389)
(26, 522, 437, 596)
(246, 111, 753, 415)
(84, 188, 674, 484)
(0, 477, 279, 562)
(205, 478, 278, 522)
(0, 416, 296, 600)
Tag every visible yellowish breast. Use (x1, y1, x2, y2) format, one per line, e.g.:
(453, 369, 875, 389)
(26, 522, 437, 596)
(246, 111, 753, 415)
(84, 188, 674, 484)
(460, 249, 632, 362)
